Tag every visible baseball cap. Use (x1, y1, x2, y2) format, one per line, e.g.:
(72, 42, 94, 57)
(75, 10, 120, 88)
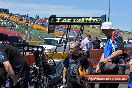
(101, 22, 114, 30)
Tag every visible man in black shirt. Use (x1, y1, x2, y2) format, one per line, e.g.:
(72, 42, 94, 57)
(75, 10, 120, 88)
(63, 42, 89, 88)
(0, 33, 30, 88)
(0, 67, 7, 87)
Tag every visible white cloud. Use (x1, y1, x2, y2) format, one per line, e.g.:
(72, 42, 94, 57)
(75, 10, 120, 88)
(0, 1, 106, 17)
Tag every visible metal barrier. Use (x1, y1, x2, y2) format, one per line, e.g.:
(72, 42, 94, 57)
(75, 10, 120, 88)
(124, 47, 132, 54)
(89, 49, 103, 68)
(89, 47, 132, 68)
(24, 47, 132, 66)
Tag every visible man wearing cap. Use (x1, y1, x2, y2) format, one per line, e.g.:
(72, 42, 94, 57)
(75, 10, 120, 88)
(95, 22, 124, 88)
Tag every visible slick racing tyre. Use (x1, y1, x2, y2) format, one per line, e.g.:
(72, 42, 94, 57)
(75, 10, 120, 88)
(77, 75, 86, 86)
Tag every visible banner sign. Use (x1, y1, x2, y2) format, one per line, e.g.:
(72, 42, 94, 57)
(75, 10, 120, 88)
(85, 75, 129, 83)
(49, 15, 106, 25)
(48, 15, 106, 33)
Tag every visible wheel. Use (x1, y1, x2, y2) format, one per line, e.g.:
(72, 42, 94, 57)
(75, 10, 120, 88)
(77, 75, 86, 86)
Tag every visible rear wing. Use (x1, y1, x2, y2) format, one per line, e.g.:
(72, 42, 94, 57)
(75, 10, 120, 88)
(48, 15, 106, 33)
(15, 44, 44, 56)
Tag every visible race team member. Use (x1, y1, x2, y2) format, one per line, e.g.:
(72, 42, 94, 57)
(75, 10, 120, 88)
(63, 42, 89, 88)
(0, 33, 30, 88)
(95, 22, 124, 88)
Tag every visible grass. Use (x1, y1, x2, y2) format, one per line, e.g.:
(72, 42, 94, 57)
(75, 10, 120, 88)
(72, 25, 132, 39)
(1, 18, 131, 40)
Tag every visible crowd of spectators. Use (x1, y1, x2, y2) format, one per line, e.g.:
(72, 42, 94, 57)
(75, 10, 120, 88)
(0, 12, 48, 31)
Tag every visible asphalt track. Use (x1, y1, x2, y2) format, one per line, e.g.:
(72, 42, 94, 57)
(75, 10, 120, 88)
(95, 83, 128, 88)
(1, 60, 130, 88)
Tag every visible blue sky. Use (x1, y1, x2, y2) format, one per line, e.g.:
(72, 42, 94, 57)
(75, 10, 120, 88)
(0, 0, 132, 31)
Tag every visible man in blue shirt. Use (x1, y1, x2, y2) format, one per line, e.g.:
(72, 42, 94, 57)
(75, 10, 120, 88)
(128, 58, 132, 88)
(95, 22, 124, 88)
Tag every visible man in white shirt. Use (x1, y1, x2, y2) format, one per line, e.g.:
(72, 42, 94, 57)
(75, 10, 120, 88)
(80, 35, 93, 58)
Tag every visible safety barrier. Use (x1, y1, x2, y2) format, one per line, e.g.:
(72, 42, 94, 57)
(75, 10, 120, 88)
(26, 40, 40, 45)
(24, 47, 132, 66)
(89, 49, 103, 68)
(124, 47, 132, 54)
(24, 52, 68, 66)
(89, 47, 132, 68)
(46, 52, 68, 59)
